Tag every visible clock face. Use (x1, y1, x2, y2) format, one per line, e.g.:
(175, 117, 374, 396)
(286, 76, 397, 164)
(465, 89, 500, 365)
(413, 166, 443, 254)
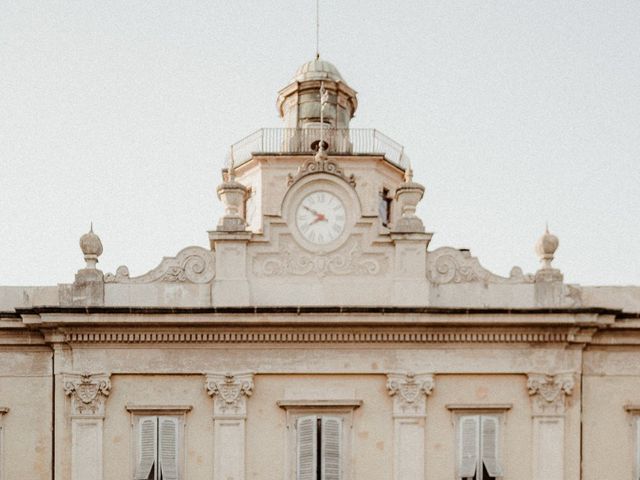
(295, 190, 346, 245)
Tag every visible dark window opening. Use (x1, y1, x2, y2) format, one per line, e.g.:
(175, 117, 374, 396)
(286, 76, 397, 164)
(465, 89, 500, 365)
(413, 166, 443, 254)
(379, 188, 392, 227)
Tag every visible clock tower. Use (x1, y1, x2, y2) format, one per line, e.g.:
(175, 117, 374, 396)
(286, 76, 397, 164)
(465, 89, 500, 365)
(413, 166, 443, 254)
(209, 58, 432, 306)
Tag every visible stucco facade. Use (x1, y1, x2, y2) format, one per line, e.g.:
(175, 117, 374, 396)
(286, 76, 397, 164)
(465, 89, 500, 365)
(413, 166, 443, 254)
(1, 59, 639, 480)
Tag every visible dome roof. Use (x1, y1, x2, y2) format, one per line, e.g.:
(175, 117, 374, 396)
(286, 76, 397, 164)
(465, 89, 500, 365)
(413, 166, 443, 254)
(292, 59, 343, 83)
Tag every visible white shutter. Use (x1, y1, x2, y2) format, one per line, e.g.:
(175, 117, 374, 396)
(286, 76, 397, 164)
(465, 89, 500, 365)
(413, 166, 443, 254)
(481, 416, 503, 477)
(134, 417, 157, 480)
(159, 417, 179, 480)
(321, 416, 342, 480)
(636, 417, 640, 480)
(458, 416, 479, 478)
(297, 416, 318, 480)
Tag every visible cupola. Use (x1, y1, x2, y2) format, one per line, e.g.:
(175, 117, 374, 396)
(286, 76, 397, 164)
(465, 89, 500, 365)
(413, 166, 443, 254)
(276, 58, 358, 130)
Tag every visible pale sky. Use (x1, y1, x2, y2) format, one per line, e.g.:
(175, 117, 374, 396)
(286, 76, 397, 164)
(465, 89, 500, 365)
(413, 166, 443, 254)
(1, 1, 639, 286)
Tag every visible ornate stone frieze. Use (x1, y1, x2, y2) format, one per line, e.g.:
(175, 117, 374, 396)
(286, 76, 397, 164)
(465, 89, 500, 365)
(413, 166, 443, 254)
(386, 372, 435, 417)
(527, 372, 575, 415)
(287, 157, 356, 187)
(205, 372, 254, 417)
(105, 246, 215, 284)
(427, 247, 534, 285)
(63, 372, 111, 417)
(253, 240, 388, 277)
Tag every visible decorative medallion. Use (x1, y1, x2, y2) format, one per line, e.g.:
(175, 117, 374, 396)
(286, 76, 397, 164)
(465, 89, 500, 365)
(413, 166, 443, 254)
(527, 372, 575, 415)
(386, 372, 435, 417)
(205, 372, 254, 417)
(63, 372, 111, 417)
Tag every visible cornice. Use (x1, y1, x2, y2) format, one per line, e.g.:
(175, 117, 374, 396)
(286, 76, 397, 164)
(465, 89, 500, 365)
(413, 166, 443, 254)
(13, 305, 625, 316)
(5, 305, 635, 346)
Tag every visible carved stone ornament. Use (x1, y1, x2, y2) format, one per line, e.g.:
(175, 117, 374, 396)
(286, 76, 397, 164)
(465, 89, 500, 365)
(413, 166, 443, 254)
(254, 239, 388, 278)
(205, 372, 254, 417)
(427, 247, 534, 285)
(105, 246, 215, 284)
(287, 157, 356, 187)
(386, 372, 435, 417)
(63, 372, 111, 417)
(527, 372, 575, 416)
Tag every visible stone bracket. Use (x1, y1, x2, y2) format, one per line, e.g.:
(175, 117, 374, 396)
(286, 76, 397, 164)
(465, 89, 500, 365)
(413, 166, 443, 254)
(527, 372, 575, 416)
(63, 372, 111, 418)
(205, 372, 254, 418)
(386, 372, 435, 417)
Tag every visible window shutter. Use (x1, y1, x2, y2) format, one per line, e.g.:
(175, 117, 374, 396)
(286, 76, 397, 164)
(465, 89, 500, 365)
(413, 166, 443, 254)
(321, 416, 342, 480)
(134, 417, 157, 480)
(297, 416, 318, 480)
(481, 416, 503, 477)
(636, 417, 640, 480)
(159, 417, 179, 480)
(458, 416, 479, 478)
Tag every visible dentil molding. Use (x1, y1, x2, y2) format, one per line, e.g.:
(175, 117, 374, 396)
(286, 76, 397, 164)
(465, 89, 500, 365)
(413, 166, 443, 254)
(63, 372, 111, 417)
(386, 372, 435, 417)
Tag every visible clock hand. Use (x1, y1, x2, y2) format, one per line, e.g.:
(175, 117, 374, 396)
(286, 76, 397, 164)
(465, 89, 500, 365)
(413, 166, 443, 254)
(303, 205, 320, 216)
(309, 213, 327, 225)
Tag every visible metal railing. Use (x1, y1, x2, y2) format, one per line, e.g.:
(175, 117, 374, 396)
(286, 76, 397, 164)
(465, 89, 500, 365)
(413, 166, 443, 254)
(229, 128, 408, 169)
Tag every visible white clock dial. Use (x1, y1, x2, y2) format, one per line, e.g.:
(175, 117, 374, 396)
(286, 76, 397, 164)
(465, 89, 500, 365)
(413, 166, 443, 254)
(295, 191, 346, 245)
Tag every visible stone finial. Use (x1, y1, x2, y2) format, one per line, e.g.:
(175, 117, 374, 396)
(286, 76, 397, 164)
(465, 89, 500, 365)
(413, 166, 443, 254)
(404, 166, 414, 183)
(535, 224, 559, 270)
(392, 166, 426, 233)
(79, 223, 103, 269)
(216, 158, 249, 232)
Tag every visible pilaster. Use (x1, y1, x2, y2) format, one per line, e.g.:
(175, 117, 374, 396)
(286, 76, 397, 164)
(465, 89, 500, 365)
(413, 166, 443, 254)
(386, 372, 435, 480)
(209, 232, 252, 305)
(390, 233, 432, 305)
(63, 372, 111, 480)
(205, 372, 254, 480)
(527, 372, 575, 480)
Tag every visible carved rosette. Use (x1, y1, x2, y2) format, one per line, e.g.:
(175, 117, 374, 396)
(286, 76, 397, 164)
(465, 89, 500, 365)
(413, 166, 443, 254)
(63, 372, 111, 417)
(205, 372, 254, 417)
(527, 372, 575, 416)
(386, 372, 435, 417)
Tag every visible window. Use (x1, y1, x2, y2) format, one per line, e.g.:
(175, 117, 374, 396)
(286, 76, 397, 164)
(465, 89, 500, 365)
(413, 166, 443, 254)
(378, 188, 392, 227)
(278, 398, 360, 480)
(296, 415, 342, 480)
(133, 416, 179, 480)
(636, 416, 640, 480)
(0, 407, 7, 480)
(458, 415, 503, 480)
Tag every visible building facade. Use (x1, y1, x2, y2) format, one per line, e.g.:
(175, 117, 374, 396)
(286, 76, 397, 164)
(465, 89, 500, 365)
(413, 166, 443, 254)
(1, 59, 639, 480)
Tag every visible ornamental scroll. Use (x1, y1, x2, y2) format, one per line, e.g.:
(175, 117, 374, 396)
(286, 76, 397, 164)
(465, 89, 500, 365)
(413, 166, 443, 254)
(105, 246, 215, 284)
